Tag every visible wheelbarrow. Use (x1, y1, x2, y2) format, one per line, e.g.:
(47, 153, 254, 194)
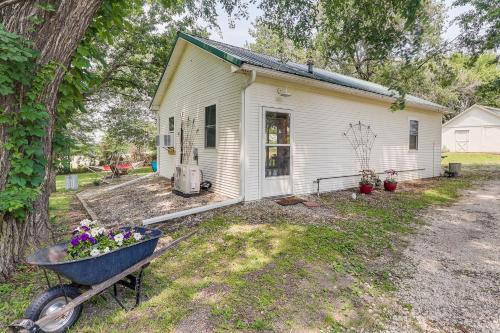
(9, 228, 195, 333)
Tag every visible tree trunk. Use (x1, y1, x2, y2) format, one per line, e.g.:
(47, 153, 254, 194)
(0, 0, 103, 281)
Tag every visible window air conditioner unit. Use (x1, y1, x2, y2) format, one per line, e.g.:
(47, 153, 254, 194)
(174, 165, 200, 195)
(163, 134, 175, 148)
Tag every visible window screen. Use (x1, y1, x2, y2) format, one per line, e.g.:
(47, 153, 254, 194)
(409, 120, 419, 150)
(205, 105, 216, 148)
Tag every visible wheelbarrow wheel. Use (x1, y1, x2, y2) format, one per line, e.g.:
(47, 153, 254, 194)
(24, 285, 83, 333)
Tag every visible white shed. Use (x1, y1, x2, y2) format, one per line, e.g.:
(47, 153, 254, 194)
(150, 32, 446, 201)
(442, 104, 500, 153)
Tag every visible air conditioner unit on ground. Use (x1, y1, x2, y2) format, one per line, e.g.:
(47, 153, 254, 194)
(174, 164, 200, 196)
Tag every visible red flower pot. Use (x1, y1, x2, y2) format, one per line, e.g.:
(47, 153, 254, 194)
(359, 183, 373, 194)
(384, 181, 397, 192)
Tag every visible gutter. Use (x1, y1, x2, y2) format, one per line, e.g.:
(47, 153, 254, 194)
(241, 64, 448, 114)
(240, 69, 257, 202)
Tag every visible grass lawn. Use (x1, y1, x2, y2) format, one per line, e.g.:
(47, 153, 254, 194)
(1, 167, 482, 332)
(441, 152, 500, 166)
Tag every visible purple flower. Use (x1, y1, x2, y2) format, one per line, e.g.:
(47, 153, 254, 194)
(70, 237, 80, 247)
(82, 226, 90, 231)
(81, 233, 89, 242)
(89, 237, 97, 245)
(124, 231, 132, 240)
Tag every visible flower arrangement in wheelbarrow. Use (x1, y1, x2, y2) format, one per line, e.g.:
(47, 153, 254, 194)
(67, 219, 145, 259)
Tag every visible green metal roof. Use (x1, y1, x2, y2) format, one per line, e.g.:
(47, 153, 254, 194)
(152, 31, 445, 110)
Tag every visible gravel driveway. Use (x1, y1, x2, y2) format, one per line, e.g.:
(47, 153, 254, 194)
(387, 179, 500, 333)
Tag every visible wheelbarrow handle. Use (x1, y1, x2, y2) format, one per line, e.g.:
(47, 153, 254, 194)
(8, 319, 39, 333)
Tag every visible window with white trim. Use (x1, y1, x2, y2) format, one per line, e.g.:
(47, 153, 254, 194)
(409, 120, 419, 150)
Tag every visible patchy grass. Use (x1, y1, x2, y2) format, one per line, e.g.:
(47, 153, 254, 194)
(0, 167, 153, 332)
(0, 170, 477, 332)
(441, 152, 500, 166)
(35, 177, 476, 332)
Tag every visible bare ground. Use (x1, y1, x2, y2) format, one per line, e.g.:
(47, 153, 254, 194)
(386, 179, 500, 333)
(81, 176, 228, 226)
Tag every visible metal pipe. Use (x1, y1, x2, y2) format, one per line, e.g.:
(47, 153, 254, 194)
(313, 168, 426, 196)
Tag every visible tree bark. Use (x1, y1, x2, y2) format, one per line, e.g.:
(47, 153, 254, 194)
(0, 0, 103, 280)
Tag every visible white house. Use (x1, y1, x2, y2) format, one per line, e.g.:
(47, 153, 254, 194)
(150, 32, 446, 201)
(442, 104, 500, 153)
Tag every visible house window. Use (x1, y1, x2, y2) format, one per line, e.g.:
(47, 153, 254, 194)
(205, 105, 216, 148)
(169, 117, 174, 132)
(409, 120, 419, 150)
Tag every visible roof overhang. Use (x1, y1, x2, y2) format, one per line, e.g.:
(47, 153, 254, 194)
(240, 64, 449, 114)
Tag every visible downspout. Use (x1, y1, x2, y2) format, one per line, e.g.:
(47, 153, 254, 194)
(240, 69, 257, 202)
(142, 69, 257, 226)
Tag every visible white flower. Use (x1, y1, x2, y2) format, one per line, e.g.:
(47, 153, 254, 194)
(90, 227, 105, 237)
(80, 219, 92, 227)
(114, 233, 124, 246)
(103, 247, 110, 254)
(90, 248, 100, 257)
(133, 232, 143, 241)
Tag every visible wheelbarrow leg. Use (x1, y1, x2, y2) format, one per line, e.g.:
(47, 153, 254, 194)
(108, 288, 128, 311)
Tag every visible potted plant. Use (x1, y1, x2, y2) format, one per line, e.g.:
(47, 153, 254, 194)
(384, 169, 398, 192)
(359, 169, 374, 194)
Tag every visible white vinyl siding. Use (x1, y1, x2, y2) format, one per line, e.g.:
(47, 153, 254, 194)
(244, 76, 442, 200)
(442, 105, 500, 153)
(156, 44, 246, 198)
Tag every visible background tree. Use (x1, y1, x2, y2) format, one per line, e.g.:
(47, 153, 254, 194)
(453, 0, 499, 60)
(257, 0, 444, 81)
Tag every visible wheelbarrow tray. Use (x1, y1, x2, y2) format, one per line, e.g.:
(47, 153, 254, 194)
(26, 227, 162, 286)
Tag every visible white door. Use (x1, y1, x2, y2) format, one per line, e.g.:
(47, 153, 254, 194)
(262, 109, 292, 197)
(455, 130, 469, 152)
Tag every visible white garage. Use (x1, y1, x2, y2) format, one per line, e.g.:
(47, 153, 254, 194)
(442, 104, 500, 153)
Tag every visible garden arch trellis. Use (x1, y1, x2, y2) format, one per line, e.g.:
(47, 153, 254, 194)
(343, 121, 377, 170)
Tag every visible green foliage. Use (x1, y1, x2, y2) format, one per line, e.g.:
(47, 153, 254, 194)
(257, 0, 444, 81)
(0, 25, 54, 218)
(453, 0, 500, 59)
(375, 52, 499, 117)
(0, 26, 37, 95)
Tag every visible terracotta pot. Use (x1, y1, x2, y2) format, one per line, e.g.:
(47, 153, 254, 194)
(384, 181, 397, 192)
(359, 183, 373, 194)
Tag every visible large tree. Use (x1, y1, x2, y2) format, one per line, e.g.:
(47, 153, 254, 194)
(0, 0, 105, 281)
(0, 0, 247, 280)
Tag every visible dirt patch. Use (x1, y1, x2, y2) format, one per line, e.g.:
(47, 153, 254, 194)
(385, 179, 500, 333)
(80, 176, 229, 227)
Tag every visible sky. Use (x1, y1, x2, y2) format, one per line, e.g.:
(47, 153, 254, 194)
(208, 0, 470, 47)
